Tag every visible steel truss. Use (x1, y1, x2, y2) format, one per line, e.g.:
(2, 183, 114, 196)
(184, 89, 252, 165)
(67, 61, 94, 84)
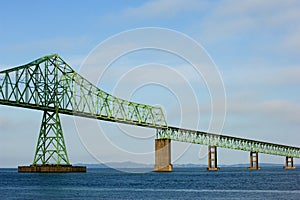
(0, 54, 167, 164)
(33, 110, 69, 165)
(0, 54, 299, 164)
(157, 127, 300, 158)
(0, 54, 167, 128)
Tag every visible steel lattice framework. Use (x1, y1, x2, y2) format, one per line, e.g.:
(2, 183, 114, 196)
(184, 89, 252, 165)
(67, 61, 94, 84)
(0, 54, 299, 164)
(0, 54, 167, 128)
(33, 111, 69, 165)
(157, 127, 300, 158)
(0, 54, 166, 165)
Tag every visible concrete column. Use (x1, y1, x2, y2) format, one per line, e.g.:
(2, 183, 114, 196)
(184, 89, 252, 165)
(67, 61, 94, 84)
(154, 139, 173, 172)
(207, 146, 220, 171)
(248, 151, 260, 170)
(285, 156, 296, 169)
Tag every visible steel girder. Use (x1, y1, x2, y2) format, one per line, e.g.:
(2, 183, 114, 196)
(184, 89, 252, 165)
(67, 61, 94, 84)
(0, 54, 299, 162)
(0, 54, 167, 128)
(0, 54, 167, 165)
(156, 127, 300, 158)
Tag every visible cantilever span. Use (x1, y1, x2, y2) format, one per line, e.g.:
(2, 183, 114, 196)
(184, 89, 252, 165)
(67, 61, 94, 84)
(0, 54, 299, 172)
(0, 54, 167, 129)
(0, 54, 166, 171)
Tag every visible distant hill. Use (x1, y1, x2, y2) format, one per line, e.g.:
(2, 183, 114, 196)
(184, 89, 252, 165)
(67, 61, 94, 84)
(78, 161, 153, 169)
(221, 163, 283, 168)
(76, 162, 285, 169)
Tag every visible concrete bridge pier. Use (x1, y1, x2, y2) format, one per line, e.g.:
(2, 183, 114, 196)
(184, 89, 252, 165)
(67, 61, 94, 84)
(248, 151, 260, 170)
(285, 156, 296, 169)
(154, 139, 173, 172)
(207, 146, 220, 171)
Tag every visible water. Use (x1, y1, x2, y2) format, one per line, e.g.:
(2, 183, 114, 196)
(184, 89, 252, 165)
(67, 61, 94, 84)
(1, 167, 300, 199)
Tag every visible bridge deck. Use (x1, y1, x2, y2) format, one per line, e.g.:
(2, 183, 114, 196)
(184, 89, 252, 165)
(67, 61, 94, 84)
(157, 126, 300, 158)
(1, 54, 299, 163)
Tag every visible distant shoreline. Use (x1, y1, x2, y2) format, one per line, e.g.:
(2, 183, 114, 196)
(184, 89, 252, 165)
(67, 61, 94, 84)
(60, 162, 287, 169)
(0, 162, 291, 169)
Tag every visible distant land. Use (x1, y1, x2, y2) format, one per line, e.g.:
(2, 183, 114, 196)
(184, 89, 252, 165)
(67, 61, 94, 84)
(76, 162, 285, 169)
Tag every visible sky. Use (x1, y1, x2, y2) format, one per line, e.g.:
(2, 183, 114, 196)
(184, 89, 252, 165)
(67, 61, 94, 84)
(0, 0, 300, 168)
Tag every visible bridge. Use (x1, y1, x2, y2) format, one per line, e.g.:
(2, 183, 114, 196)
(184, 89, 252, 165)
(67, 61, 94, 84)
(0, 54, 299, 172)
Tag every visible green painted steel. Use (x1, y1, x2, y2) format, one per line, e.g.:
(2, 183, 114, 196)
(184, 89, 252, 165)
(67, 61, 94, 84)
(33, 110, 70, 165)
(0, 54, 167, 128)
(156, 127, 300, 158)
(0, 54, 166, 165)
(0, 54, 299, 164)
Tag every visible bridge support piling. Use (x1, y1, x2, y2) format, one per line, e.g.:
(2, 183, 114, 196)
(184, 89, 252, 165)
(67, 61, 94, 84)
(248, 151, 260, 170)
(206, 146, 220, 171)
(154, 139, 173, 172)
(18, 110, 86, 173)
(285, 156, 296, 169)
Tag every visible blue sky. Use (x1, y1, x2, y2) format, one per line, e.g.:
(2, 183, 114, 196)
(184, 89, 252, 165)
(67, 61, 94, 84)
(1, 0, 300, 167)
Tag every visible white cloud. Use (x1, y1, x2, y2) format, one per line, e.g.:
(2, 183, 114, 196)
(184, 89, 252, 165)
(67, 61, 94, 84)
(227, 96, 300, 126)
(281, 29, 300, 53)
(199, 0, 300, 54)
(269, 66, 300, 85)
(223, 65, 300, 87)
(123, 0, 207, 19)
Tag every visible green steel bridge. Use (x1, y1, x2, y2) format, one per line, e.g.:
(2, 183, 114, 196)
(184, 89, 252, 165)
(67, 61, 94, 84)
(0, 54, 299, 171)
